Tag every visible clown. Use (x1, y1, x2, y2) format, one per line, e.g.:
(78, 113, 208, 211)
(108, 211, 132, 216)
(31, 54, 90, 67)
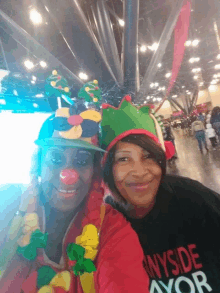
(0, 79, 149, 293)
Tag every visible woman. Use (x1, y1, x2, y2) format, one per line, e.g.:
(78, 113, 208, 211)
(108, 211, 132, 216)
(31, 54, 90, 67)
(210, 106, 220, 143)
(101, 96, 220, 292)
(0, 83, 149, 292)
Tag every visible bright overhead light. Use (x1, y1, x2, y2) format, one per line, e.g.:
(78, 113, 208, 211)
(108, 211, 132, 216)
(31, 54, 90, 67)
(199, 82, 204, 86)
(172, 95, 177, 98)
(182, 86, 185, 88)
(187, 91, 191, 95)
(40, 61, 47, 68)
(31, 80, 35, 84)
(157, 98, 162, 101)
(0, 99, 6, 105)
(209, 85, 218, 91)
(29, 9, 43, 25)
(165, 72, 171, 78)
(147, 96, 150, 100)
(24, 59, 34, 70)
(217, 54, 220, 60)
(79, 72, 88, 80)
(192, 68, 201, 73)
(150, 83, 154, 88)
(189, 57, 200, 63)
(213, 74, 218, 78)
(144, 101, 147, 104)
(45, 6, 49, 12)
(185, 40, 192, 46)
(211, 80, 218, 84)
(148, 42, 158, 51)
(13, 89, 18, 96)
(35, 93, 44, 98)
(192, 39, 200, 47)
(158, 63, 162, 68)
(33, 103, 39, 108)
(32, 75, 37, 81)
(194, 76, 198, 80)
(153, 98, 156, 101)
(154, 82, 159, 87)
(215, 64, 220, 70)
(118, 19, 125, 26)
(140, 45, 147, 52)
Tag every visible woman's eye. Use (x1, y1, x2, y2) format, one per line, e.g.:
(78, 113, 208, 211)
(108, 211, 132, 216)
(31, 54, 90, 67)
(117, 157, 129, 162)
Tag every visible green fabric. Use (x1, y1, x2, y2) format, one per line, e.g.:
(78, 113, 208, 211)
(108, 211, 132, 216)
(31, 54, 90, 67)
(37, 266, 56, 289)
(100, 99, 157, 149)
(17, 229, 48, 261)
(78, 81, 101, 105)
(67, 243, 96, 276)
(35, 137, 106, 153)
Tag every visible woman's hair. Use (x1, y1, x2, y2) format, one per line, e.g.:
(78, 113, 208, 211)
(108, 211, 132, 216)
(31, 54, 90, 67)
(103, 134, 166, 203)
(211, 106, 220, 118)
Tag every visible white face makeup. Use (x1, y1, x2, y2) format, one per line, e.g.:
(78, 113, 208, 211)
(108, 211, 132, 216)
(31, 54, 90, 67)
(113, 141, 162, 208)
(40, 147, 94, 212)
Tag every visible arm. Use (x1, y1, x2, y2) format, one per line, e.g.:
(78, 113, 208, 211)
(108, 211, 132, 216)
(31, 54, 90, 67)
(95, 206, 149, 293)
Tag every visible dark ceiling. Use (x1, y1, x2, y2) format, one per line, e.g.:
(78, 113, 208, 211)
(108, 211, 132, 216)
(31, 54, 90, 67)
(0, 0, 220, 112)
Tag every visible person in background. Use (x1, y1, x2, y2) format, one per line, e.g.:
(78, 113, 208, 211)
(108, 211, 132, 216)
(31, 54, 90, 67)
(163, 121, 178, 160)
(206, 123, 217, 149)
(191, 116, 209, 153)
(210, 106, 220, 143)
(198, 112, 205, 123)
(100, 96, 220, 293)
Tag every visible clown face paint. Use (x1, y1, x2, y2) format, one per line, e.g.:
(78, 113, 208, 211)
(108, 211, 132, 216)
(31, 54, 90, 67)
(40, 147, 94, 211)
(113, 141, 162, 210)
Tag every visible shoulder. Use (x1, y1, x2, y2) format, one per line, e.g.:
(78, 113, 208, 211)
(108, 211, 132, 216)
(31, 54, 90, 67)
(160, 175, 220, 213)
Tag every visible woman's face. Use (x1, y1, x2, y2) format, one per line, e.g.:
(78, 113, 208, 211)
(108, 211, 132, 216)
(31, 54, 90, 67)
(40, 146, 94, 212)
(112, 141, 162, 208)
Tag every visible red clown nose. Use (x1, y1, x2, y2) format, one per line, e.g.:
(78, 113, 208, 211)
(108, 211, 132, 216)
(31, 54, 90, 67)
(60, 169, 79, 185)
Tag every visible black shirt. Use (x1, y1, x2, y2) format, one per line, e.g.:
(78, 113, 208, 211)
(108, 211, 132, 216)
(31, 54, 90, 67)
(106, 175, 220, 293)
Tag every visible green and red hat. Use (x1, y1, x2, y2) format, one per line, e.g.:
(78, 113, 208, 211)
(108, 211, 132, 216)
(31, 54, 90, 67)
(100, 95, 175, 160)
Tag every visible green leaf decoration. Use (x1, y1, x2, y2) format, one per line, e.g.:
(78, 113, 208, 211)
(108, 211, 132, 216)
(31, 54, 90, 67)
(67, 243, 96, 276)
(37, 266, 56, 289)
(17, 229, 48, 261)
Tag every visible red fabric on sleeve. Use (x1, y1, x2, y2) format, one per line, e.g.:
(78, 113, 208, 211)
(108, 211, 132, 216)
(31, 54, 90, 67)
(94, 205, 150, 293)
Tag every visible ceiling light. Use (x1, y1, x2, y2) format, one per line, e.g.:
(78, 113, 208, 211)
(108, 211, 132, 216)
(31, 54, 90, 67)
(185, 40, 192, 46)
(140, 45, 147, 52)
(144, 101, 147, 104)
(118, 19, 125, 26)
(33, 103, 39, 108)
(165, 72, 171, 78)
(79, 72, 88, 80)
(189, 57, 200, 63)
(213, 74, 218, 78)
(217, 54, 220, 60)
(209, 85, 218, 91)
(194, 76, 198, 80)
(157, 98, 162, 101)
(40, 61, 47, 68)
(154, 82, 159, 87)
(172, 95, 177, 98)
(215, 64, 220, 70)
(211, 80, 218, 84)
(187, 92, 191, 95)
(153, 98, 156, 101)
(0, 69, 9, 80)
(192, 39, 200, 47)
(45, 6, 49, 12)
(31, 80, 35, 84)
(192, 68, 201, 73)
(24, 59, 34, 70)
(29, 9, 43, 25)
(13, 89, 18, 96)
(0, 99, 6, 105)
(182, 86, 185, 88)
(148, 42, 159, 51)
(158, 63, 162, 68)
(150, 83, 154, 88)
(199, 82, 204, 86)
(147, 96, 150, 100)
(35, 93, 44, 98)
(32, 75, 37, 81)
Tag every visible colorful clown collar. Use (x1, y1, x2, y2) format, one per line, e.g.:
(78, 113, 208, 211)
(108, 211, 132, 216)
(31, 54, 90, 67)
(100, 95, 175, 160)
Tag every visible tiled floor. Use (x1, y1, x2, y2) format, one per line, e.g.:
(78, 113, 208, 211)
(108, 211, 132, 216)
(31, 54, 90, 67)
(167, 128, 220, 194)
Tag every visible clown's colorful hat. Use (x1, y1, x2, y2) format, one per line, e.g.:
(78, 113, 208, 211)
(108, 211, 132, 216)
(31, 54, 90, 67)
(100, 96, 175, 159)
(36, 75, 105, 152)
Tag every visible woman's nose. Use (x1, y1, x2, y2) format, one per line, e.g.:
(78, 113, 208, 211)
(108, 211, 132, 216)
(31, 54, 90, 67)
(60, 169, 79, 185)
(132, 161, 147, 176)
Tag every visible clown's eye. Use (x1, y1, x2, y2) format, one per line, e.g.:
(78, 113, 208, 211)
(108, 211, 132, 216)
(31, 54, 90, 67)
(76, 150, 93, 167)
(48, 150, 65, 166)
